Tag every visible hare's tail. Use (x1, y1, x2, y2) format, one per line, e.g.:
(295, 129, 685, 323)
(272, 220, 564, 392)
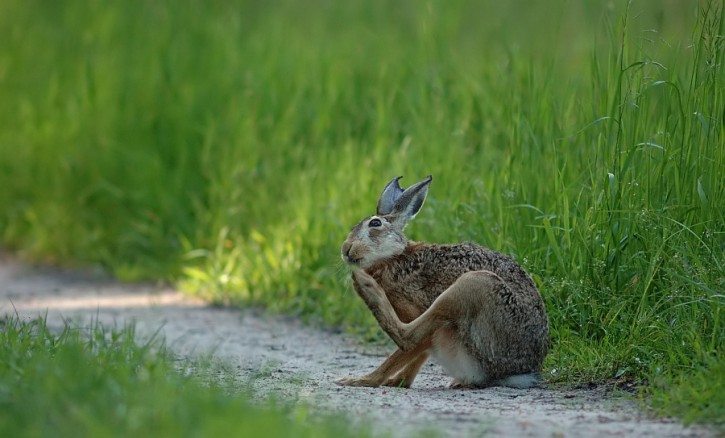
(494, 372, 541, 389)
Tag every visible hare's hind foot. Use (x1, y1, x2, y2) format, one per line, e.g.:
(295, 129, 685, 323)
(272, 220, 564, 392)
(448, 379, 469, 389)
(448, 379, 485, 389)
(494, 372, 542, 389)
(449, 373, 542, 389)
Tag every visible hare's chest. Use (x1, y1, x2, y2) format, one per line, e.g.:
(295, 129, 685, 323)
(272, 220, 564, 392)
(374, 275, 428, 322)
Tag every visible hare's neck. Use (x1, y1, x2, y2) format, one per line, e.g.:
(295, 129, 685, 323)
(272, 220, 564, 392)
(364, 241, 428, 279)
(361, 241, 432, 320)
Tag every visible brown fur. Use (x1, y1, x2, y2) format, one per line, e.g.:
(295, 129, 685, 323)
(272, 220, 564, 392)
(338, 176, 549, 389)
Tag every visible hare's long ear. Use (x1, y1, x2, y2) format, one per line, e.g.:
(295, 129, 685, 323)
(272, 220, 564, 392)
(389, 175, 432, 228)
(376, 176, 405, 216)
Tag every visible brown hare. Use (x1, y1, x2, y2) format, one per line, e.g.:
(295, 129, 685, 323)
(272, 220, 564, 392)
(338, 175, 549, 389)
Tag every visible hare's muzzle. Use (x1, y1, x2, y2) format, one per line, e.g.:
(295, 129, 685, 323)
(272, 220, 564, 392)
(341, 241, 357, 265)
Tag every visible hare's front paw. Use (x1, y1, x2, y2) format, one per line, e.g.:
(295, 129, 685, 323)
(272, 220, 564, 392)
(336, 376, 381, 387)
(352, 270, 384, 302)
(352, 269, 377, 288)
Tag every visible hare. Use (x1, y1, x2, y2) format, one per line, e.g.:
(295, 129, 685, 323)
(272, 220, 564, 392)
(338, 175, 549, 389)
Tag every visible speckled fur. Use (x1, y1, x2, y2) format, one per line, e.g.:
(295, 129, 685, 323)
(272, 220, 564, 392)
(366, 242, 549, 382)
(338, 176, 549, 389)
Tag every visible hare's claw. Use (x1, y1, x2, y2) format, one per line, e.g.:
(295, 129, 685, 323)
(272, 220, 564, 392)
(448, 379, 468, 389)
(337, 375, 410, 388)
(336, 376, 380, 387)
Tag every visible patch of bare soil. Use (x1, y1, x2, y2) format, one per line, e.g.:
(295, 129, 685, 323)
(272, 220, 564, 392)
(0, 255, 715, 437)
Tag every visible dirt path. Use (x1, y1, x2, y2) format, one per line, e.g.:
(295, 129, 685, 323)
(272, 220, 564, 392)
(0, 255, 715, 437)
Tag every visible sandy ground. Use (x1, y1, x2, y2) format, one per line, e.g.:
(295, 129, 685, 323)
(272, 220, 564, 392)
(0, 255, 716, 438)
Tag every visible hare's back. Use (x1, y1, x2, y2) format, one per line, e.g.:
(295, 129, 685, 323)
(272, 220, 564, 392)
(415, 242, 538, 295)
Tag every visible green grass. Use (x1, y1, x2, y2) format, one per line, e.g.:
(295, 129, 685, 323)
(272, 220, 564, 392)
(0, 0, 723, 428)
(0, 316, 370, 437)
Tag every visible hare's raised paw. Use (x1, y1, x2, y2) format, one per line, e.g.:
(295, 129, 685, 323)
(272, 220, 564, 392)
(336, 376, 381, 387)
(351, 270, 387, 306)
(352, 270, 378, 289)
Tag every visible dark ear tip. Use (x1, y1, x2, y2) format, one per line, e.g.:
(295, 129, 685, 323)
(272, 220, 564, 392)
(387, 176, 404, 188)
(390, 176, 405, 192)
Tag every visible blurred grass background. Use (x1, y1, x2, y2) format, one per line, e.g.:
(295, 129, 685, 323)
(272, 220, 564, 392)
(0, 0, 723, 426)
(0, 317, 370, 437)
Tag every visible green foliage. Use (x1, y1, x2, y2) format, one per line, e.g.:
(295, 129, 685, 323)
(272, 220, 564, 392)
(0, 0, 722, 426)
(650, 354, 725, 428)
(0, 317, 369, 437)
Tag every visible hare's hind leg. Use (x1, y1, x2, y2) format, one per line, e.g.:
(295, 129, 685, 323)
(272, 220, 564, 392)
(352, 269, 503, 355)
(337, 341, 430, 387)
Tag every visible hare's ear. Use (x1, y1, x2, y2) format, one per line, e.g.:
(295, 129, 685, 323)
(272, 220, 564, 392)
(389, 175, 432, 227)
(376, 176, 405, 216)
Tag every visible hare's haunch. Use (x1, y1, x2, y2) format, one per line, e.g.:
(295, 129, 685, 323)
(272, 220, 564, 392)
(339, 176, 549, 389)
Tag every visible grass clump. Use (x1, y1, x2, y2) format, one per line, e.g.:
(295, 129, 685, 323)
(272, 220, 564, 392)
(0, 0, 722, 427)
(0, 316, 369, 437)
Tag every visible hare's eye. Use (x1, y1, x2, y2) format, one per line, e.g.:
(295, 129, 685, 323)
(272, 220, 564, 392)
(368, 218, 382, 227)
